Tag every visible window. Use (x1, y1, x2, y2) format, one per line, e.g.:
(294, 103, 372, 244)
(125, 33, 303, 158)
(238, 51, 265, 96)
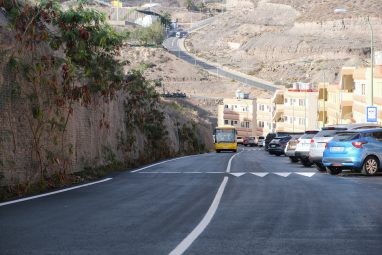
(245, 122, 250, 128)
(224, 120, 229, 125)
(284, 98, 288, 104)
(372, 132, 382, 142)
(299, 118, 305, 125)
(224, 105, 229, 109)
(361, 84, 366, 95)
(299, 99, 305, 106)
(231, 120, 234, 126)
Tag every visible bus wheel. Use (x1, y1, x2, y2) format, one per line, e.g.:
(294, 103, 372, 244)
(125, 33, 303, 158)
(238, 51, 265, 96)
(216, 150, 221, 153)
(233, 149, 237, 153)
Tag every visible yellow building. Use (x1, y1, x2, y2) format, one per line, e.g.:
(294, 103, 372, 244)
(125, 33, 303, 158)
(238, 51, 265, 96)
(217, 92, 258, 137)
(256, 97, 273, 136)
(272, 83, 319, 132)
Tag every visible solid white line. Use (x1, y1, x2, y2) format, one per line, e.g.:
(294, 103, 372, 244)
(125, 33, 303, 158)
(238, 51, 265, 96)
(169, 152, 239, 255)
(205, 172, 225, 174)
(183, 172, 202, 174)
(0, 178, 112, 207)
(131, 155, 193, 173)
(226, 152, 242, 173)
(169, 177, 229, 255)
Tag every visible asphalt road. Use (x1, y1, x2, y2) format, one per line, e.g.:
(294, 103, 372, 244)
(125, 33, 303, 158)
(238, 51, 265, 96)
(2, 147, 382, 254)
(162, 37, 278, 92)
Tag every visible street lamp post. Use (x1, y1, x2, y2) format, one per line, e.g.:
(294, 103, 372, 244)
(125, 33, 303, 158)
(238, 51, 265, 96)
(367, 16, 374, 106)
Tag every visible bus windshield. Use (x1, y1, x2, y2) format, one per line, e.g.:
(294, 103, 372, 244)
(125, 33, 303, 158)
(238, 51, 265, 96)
(215, 128, 236, 143)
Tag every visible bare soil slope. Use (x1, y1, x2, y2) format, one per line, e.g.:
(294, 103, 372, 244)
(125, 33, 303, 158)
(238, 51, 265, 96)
(186, 0, 382, 85)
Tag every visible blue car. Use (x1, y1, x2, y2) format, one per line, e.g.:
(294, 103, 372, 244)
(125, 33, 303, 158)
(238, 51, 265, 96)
(323, 128, 382, 175)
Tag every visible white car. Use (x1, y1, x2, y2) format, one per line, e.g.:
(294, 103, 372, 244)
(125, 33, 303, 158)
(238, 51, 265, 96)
(237, 136, 244, 144)
(295, 131, 319, 167)
(257, 136, 265, 147)
(310, 123, 382, 171)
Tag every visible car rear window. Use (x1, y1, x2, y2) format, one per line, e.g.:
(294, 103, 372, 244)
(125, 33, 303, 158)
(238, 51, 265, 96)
(333, 132, 361, 141)
(315, 128, 347, 137)
(300, 133, 317, 139)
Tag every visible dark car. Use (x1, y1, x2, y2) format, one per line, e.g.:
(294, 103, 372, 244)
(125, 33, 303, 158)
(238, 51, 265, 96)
(265, 132, 304, 151)
(268, 136, 293, 156)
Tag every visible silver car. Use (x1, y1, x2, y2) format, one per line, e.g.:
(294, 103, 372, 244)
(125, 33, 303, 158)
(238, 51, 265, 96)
(310, 123, 382, 171)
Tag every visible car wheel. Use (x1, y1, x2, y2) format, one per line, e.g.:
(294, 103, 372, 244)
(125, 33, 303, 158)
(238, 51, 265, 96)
(289, 157, 299, 163)
(275, 153, 281, 156)
(327, 166, 342, 175)
(301, 159, 313, 167)
(362, 156, 379, 176)
(315, 162, 326, 172)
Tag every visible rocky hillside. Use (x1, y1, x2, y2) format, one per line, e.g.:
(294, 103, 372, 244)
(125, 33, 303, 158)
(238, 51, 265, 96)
(186, 0, 382, 85)
(0, 2, 213, 197)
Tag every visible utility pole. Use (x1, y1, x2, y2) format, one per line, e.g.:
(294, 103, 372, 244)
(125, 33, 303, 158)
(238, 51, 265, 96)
(367, 16, 374, 106)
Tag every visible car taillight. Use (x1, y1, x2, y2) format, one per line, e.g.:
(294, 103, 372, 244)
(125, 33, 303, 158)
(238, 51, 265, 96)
(310, 139, 314, 144)
(352, 141, 367, 149)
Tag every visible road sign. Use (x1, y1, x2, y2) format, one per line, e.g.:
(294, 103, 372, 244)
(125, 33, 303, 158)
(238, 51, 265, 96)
(366, 106, 378, 122)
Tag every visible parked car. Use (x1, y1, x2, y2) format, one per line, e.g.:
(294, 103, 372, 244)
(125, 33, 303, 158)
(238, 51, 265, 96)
(243, 137, 249, 146)
(264, 132, 303, 151)
(323, 128, 382, 175)
(268, 136, 292, 156)
(248, 136, 257, 147)
(258, 136, 265, 147)
(295, 130, 319, 167)
(310, 123, 382, 171)
(285, 134, 304, 162)
(237, 136, 244, 145)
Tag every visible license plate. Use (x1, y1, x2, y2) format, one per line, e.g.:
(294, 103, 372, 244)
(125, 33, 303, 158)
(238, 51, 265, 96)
(330, 147, 344, 152)
(303, 143, 310, 147)
(318, 143, 326, 148)
(271, 145, 276, 148)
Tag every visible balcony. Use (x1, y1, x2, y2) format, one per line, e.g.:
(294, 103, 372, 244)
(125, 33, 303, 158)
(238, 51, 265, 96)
(273, 104, 284, 121)
(340, 92, 353, 107)
(223, 109, 240, 121)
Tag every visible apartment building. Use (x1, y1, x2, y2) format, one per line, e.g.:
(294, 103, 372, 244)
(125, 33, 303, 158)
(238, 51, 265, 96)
(272, 83, 319, 132)
(217, 91, 258, 137)
(256, 97, 273, 136)
(352, 52, 382, 123)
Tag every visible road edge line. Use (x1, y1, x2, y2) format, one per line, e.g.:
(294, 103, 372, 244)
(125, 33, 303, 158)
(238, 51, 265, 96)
(0, 178, 113, 207)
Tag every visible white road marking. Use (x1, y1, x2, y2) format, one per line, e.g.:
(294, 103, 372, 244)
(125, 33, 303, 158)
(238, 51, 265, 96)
(0, 178, 112, 207)
(229, 173, 246, 177)
(131, 155, 193, 173)
(183, 172, 202, 174)
(274, 172, 291, 177)
(170, 152, 239, 255)
(226, 151, 242, 173)
(169, 177, 228, 255)
(251, 172, 269, 177)
(206, 172, 225, 174)
(295, 172, 316, 177)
